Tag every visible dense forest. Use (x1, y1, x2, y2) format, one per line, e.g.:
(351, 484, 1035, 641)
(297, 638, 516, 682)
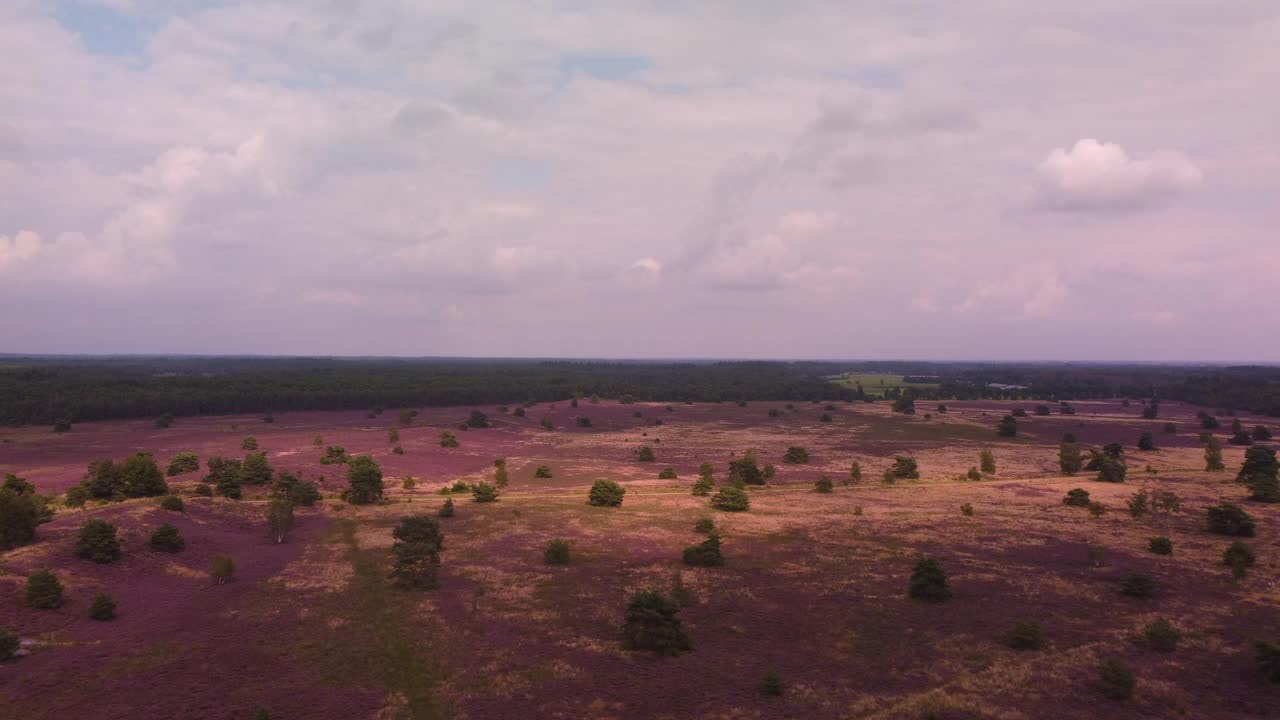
(1, 356, 1278, 426)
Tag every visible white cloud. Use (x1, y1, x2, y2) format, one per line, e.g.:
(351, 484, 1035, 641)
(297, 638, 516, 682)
(1034, 138, 1203, 212)
(0, 230, 43, 268)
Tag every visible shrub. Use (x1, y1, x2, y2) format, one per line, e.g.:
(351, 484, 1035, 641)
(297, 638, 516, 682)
(694, 517, 716, 535)
(89, 592, 117, 621)
(392, 445, 405, 455)
(622, 591, 690, 655)
(759, 671, 785, 697)
(710, 486, 750, 512)
(159, 495, 185, 512)
(466, 410, 489, 429)
(194, 483, 213, 497)
(1088, 544, 1106, 567)
(849, 461, 862, 484)
(1095, 455, 1127, 484)
(882, 467, 896, 484)
(439, 498, 454, 517)
(241, 436, 259, 451)
(544, 539, 571, 565)
(346, 455, 384, 505)
(1258, 641, 1280, 684)
(471, 482, 499, 503)
(960, 503, 974, 516)
(890, 456, 919, 479)
(814, 476, 834, 493)
(0, 485, 53, 550)
(658, 467, 677, 479)
(320, 445, 350, 464)
(1127, 490, 1149, 519)
(439, 431, 460, 448)
(286, 480, 322, 507)
(587, 479, 626, 507)
(1206, 503, 1256, 536)
(211, 554, 236, 585)
(26, 569, 64, 609)
(1088, 501, 1107, 517)
(266, 498, 295, 544)
(783, 446, 810, 464)
(1006, 620, 1042, 650)
(64, 484, 90, 508)
(1059, 442, 1083, 475)
(149, 523, 186, 553)
(76, 519, 122, 564)
(576, 416, 592, 428)
(966, 466, 982, 482)
(1163, 422, 1177, 434)
(0, 628, 18, 661)
(682, 534, 724, 567)
(1137, 432, 1155, 451)
(313, 434, 323, 447)
(1148, 537, 1173, 555)
(1238, 445, 1280, 503)
(1254, 425, 1273, 441)
(979, 448, 996, 474)
(908, 557, 951, 602)
(534, 465, 553, 479)
(892, 397, 915, 414)
(165, 452, 200, 477)
(1098, 659, 1135, 700)
(998, 415, 1017, 436)
(1204, 437, 1225, 471)
(1143, 618, 1180, 652)
(1224, 541, 1256, 580)
(1119, 572, 1156, 598)
(449, 480, 470, 493)
(728, 452, 765, 486)
(1063, 488, 1091, 507)
(692, 464, 715, 496)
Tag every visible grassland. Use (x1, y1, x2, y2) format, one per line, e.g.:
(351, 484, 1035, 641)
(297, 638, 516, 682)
(829, 373, 941, 396)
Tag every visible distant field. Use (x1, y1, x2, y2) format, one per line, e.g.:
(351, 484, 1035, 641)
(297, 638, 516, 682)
(829, 372, 940, 396)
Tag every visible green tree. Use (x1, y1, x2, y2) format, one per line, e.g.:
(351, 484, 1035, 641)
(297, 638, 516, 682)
(0, 485, 53, 550)
(76, 519, 122, 563)
(682, 533, 724, 567)
(588, 479, 626, 507)
(1237, 445, 1280, 502)
(1207, 503, 1256, 536)
(266, 498, 295, 543)
(814, 476, 834, 493)
(692, 463, 715, 496)
(345, 455, 384, 505)
(1098, 659, 1135, 700)
(388, 427, 400, 443)
(438, 498, 454, 517)
(88, 592, 117, 620)
(1205, 436, 1225, 471)
(998, 415, 1017, 437)
(849, 461, 863, 484)
(160, 495, 185, 512)
(909, 557, 951, 602)
(544, 539, 571, 565)
(1095, 455, 1127, 483)
(534, 465, 553, 478)
(148, 523, 185, 553)
(1224, 541, 1256, 581)
(391, 515, 444, 589)
(241, 436, 259, 451)
(211, 554, 236, 584)
(439, 431, 460, 448)
(0, 629, 18, 660)
(26, 569, 64, 609)
(783, 446, 810, 464)
(471, 482, 499, 503)
(1143, 618, 1180, 652)
(710, 486, 750, 512)
(622, 591, 690, 655)
(727, 451, 765, 486)
(118, 453, 169, 498)
(1137, 432, 1155, 451)
(466, 410, 489, 429)
(240, 452, 274, 486)
(891, 456, 919, 479)
(979, 448, 996, 474)
(1063, 488, 1091, 507)
(636, 446, 656, 462)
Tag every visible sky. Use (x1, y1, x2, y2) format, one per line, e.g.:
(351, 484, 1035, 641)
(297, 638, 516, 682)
(1, 1, 1277, 361)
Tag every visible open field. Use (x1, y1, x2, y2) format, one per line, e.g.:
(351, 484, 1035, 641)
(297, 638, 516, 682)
(2, 399, 1279, 719)
(830, 374, 941, 397)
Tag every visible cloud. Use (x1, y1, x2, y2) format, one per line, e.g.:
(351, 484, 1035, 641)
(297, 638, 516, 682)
(1034, 139, 1203, 212)
(0, 230, 43, 269)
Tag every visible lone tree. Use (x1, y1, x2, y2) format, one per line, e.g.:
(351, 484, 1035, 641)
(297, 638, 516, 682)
(998, 415, 1017, 437)
(658, 467, 678, 479)
(692, 464, 715, 496)
(471, 482, 499, 503)
(466, 410, 490, 429)
(814, 476, 834, 493)
(1237, 445, 1280, 502)
(240, 452, 274, 486)
(979, 449, 996, 475)
(682, 533, 724, 567)
(76, 519, 122, 564)
(534, 465, 553, 479)
(1224, 541, 1256, 581)
(211, 554, 236, 584)
(26, 569, 65, 609)
(890, 456, 920, 480)
(1207, 503, 1256, 536)
(345, 456, 384, 505)
(0, 480, 53, 550)
(1205, 436, 1225, 471)
(728, 451, 765, 486)
(1063, 488, 1091, 507)
(544, 539, 571, 565)
(266, 498, 295, 543)
(588, 479, 626, 507)
(909, 557, 951, 602)
(148, 523, 185, 553)
(88, 592, 117, 621)
(1094, 453, 1128, 484)
(637, 446, 657, 462)
(439, 498, 454, 517)
(391, 515, 444, 590)
(710, 486, 750, 512)
(622, 591, 691, 655)
(849, 461, 863, 484)
(1137, 432, 1155, 451)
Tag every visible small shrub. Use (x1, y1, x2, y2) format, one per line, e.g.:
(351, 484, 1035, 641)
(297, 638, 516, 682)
(439, 498, 455, 517)
(1063, 488, 1091, 507)
(149, 523, 185, 553)
(1258, 641, 1280, 684)
(587, 479, 626, 507)
(471, 482, 499, 503)
(621, 591, 690, 655)
(783, 446, 810, 464)
(682, 534, 724, 567)
(1137, 432, 1155, 451)
(88, 593, 117, 621)
(694, 517, 715, 535)
(241, 436, 259, 451)
(979, 448, 996, 474)
(658, 467, 677, 479)
(194, 483, 213, 497)
(1006, 620, 1042, 650)
(392, 445, 405, 455)
(450, 480, 470, 493)
(1098, 658, 1135, 700)
(1087, 544, 1106, 567)
(1119, 572, 1156, 598)
(1148, 537, 1173, 555)
(211, 554, 236, 585)
(1088, 501, 1107, 517)
(26, 569, 64, 609)
(0, 628, 18, 661)
(576, 416, 592, 428)
(165, 452, 200, 477)
(814, 476, 834, 493)
(1143, 618, 1180, 652)
(534, 465, 553, 479)
(966, 466, 982, 482)
(960, 503, 974, 517)
(891, 455, 919, 479)
(1163, 422, 1177, 434)
(76, 519, 122, 564)
(908, 557, 951, 602)
(998, 415, 1017, 437)
(849, 461, 862, 484)
(1206, 503, 1256, 536)
(637, 446, 656, 462)
(160, 495, 185, 512)
(710, 486, 750, 512)
(1224, 541, 1256, 580)
(544, 539, 571, 565)
(759, 671, 785, 697)
(1127, 490, 1149, 519)
(439, 431, 460, 448)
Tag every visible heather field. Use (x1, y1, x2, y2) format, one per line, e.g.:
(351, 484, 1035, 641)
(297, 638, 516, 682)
(2, 399, 1279, 719)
